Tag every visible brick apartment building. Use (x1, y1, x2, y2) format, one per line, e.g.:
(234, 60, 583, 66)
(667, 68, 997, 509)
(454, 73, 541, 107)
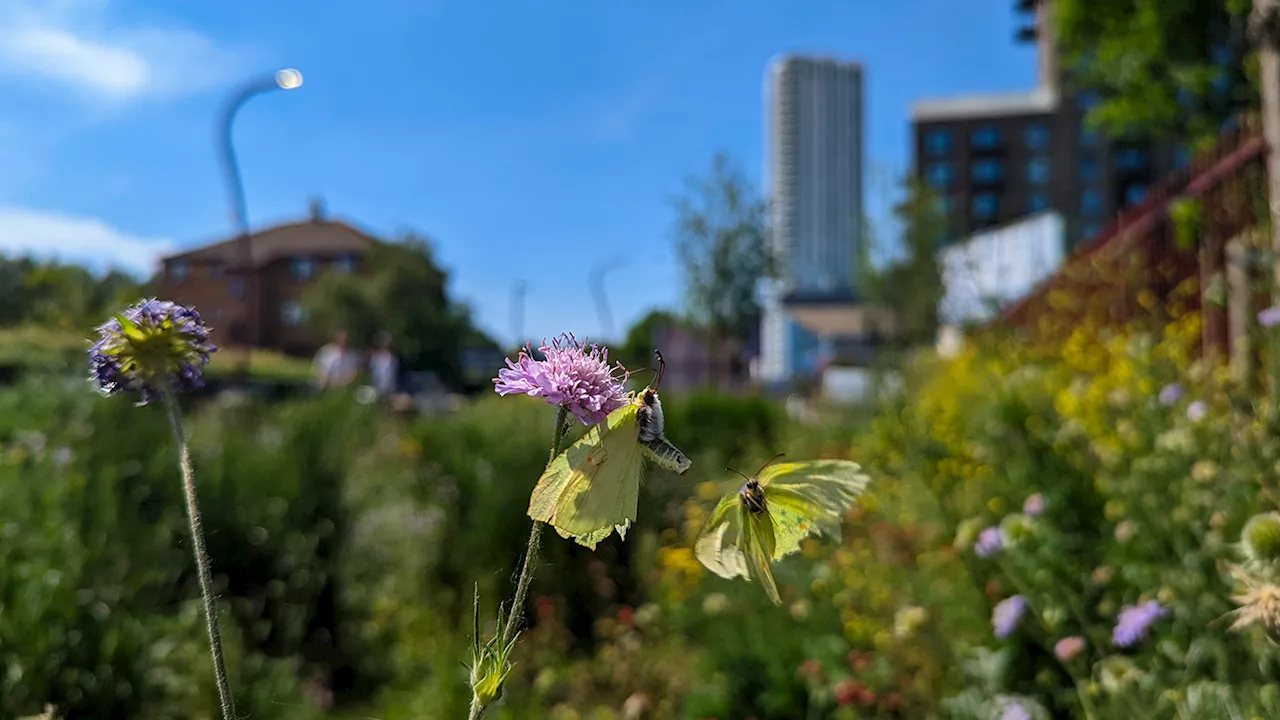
(911, 0, 1182, 250)
(155, 199, 376, 356)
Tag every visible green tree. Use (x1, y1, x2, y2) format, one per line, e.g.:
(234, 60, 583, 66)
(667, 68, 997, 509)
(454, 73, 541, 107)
(616, 308, 680, 375)
(1055, 0, 1255, 146)
(672, 152, 774, 345)
(0, 255, 148, 330)
(301, 234, 494, 390)
(866, 180, 947, 345)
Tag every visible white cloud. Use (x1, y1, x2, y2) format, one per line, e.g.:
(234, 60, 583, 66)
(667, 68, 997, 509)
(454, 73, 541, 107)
(0, 0, 239, 101)
(0, 205, 174, 276)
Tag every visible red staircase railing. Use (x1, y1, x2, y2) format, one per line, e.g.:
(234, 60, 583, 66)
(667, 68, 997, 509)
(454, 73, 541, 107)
(997, 116, 1268, 356)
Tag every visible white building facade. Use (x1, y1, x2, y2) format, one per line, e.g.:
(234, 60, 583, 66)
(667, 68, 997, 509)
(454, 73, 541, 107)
(937, 211, 1066, 325)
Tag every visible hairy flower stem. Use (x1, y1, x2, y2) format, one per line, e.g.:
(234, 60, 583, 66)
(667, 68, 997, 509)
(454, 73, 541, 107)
(469, 407, 570, 720)
(501, 405, 570, 648)
(162, 387, 237, 720)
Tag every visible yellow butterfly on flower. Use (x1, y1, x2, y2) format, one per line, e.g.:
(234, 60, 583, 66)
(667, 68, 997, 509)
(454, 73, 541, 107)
(694, 455, 870, 604)
(528, 351, 692, 549)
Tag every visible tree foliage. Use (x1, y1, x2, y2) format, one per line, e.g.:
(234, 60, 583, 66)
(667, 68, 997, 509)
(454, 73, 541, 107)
(301, 234, 495, 390)
(864, 180, 948, 344)
(615, 308, 681, 374)
(672, 152, 773, 343)
(0, 255, 149, 330)
(1055, 0, 1255, 146)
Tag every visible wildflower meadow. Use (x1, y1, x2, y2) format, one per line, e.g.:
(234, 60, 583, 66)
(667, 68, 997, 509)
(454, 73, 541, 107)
(7, 278, 1280, 719)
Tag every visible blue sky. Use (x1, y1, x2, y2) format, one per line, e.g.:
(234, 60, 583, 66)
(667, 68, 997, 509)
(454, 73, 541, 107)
(0, 0, 1037, 344)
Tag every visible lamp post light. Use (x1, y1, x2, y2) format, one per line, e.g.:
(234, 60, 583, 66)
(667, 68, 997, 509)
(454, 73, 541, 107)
(215, 68, 304, 378)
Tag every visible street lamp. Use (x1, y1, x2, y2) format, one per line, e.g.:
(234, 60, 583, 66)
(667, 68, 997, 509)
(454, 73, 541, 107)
(589, 254, 627, 340)
(215, 68, 304, 377)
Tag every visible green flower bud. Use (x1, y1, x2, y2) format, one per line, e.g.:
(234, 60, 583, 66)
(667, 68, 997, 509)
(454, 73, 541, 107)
(1000, 513, 1035, 545)
(954, 517, 984, 550)
(1243, 513, 1280, 565)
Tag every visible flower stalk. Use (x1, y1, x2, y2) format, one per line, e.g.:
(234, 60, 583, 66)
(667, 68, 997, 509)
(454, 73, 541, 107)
(469, 405, 570, 720)
(163, 385, 237, 720)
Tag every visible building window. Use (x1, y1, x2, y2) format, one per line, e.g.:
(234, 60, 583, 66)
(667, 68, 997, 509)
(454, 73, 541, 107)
(925, 129, 952, 156)
(1077, 91, 1101, 113)
(971, 192, 998, 221)
(1081, 222, 1101, 240)
(1080, 157, 1099, 183)
(206, 261, 224, 277)
(1113, 148, 1147, 172)
(926, 163, 953, 189)
(1026, 156, 1050, 185)
(1082, 188, 1104, 216)
(291, 256, 316, 280)
(971, 159, 1003, 184)
(1124, 184, 1149, 206)
(970, 125, 1001, 150)
(1028, 191, 1049, 213)
(1024, 122, 1049, 150)
(229, 277, 246, 299)
(334, 254, 359, 274)
(169, 261, 188, 282)
(281, 301, 306, 327)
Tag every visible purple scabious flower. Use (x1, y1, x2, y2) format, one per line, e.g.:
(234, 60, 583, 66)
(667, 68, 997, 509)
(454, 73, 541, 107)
(975, 526, 1004, 558)
(1000, 701, 1032, 720)
(1158, 382, 1184, 406)
(89, 299, 216, 406)
(1259, 306, 1280, 329)
(493, 333, 629, 426)
(1022, 493, 1046, 517)
(992, 595, 1028, 639)
(1113, 600, 1166, 647)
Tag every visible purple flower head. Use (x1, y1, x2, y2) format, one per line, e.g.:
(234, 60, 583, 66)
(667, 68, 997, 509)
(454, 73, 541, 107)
(1113, 600, 1166, 648)
(89, 299, 216, 406)
(975, 526, 1004, 558)
(493, 333, 629, 426)
(1260, 306, 1280, 329)
(1055, 635, 1086, 662)
(1158, 382, 1184, 406)
(1022, 493, 1046, 517)
(1186, 400, 1208, 423)
(1000, 701, 1032, 720)
(992, 595, 1028, 639)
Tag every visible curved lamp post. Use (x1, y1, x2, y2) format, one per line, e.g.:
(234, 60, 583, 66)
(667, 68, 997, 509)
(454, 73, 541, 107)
(589, 254, 627, 340)
(215, 68, 304, 376)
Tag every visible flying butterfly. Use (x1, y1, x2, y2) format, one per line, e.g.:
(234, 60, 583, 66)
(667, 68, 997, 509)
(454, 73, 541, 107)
(528, 350, 693, 549)
(694, 454, 870, 604)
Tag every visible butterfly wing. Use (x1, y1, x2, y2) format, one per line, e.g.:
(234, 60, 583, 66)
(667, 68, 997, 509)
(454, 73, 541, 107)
(743, 503, 782, 605)
(693, 493, 749, 580)
(527, 400, 644, 549)
(758, 460, 870, 560)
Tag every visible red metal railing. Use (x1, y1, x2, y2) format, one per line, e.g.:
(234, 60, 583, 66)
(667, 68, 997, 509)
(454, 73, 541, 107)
(998, 116, 1268, 354)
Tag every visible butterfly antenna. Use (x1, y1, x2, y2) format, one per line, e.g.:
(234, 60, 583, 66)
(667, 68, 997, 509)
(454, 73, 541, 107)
(652, 349, 666, 391)
(725, 466, 753, 483)
(753, 453, 786, 477)
(630, 366, 658, 384)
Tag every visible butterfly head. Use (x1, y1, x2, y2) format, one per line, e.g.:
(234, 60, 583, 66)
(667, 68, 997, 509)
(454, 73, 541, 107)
(728, 453, 786, 516)
(738, 476, 768, 515)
